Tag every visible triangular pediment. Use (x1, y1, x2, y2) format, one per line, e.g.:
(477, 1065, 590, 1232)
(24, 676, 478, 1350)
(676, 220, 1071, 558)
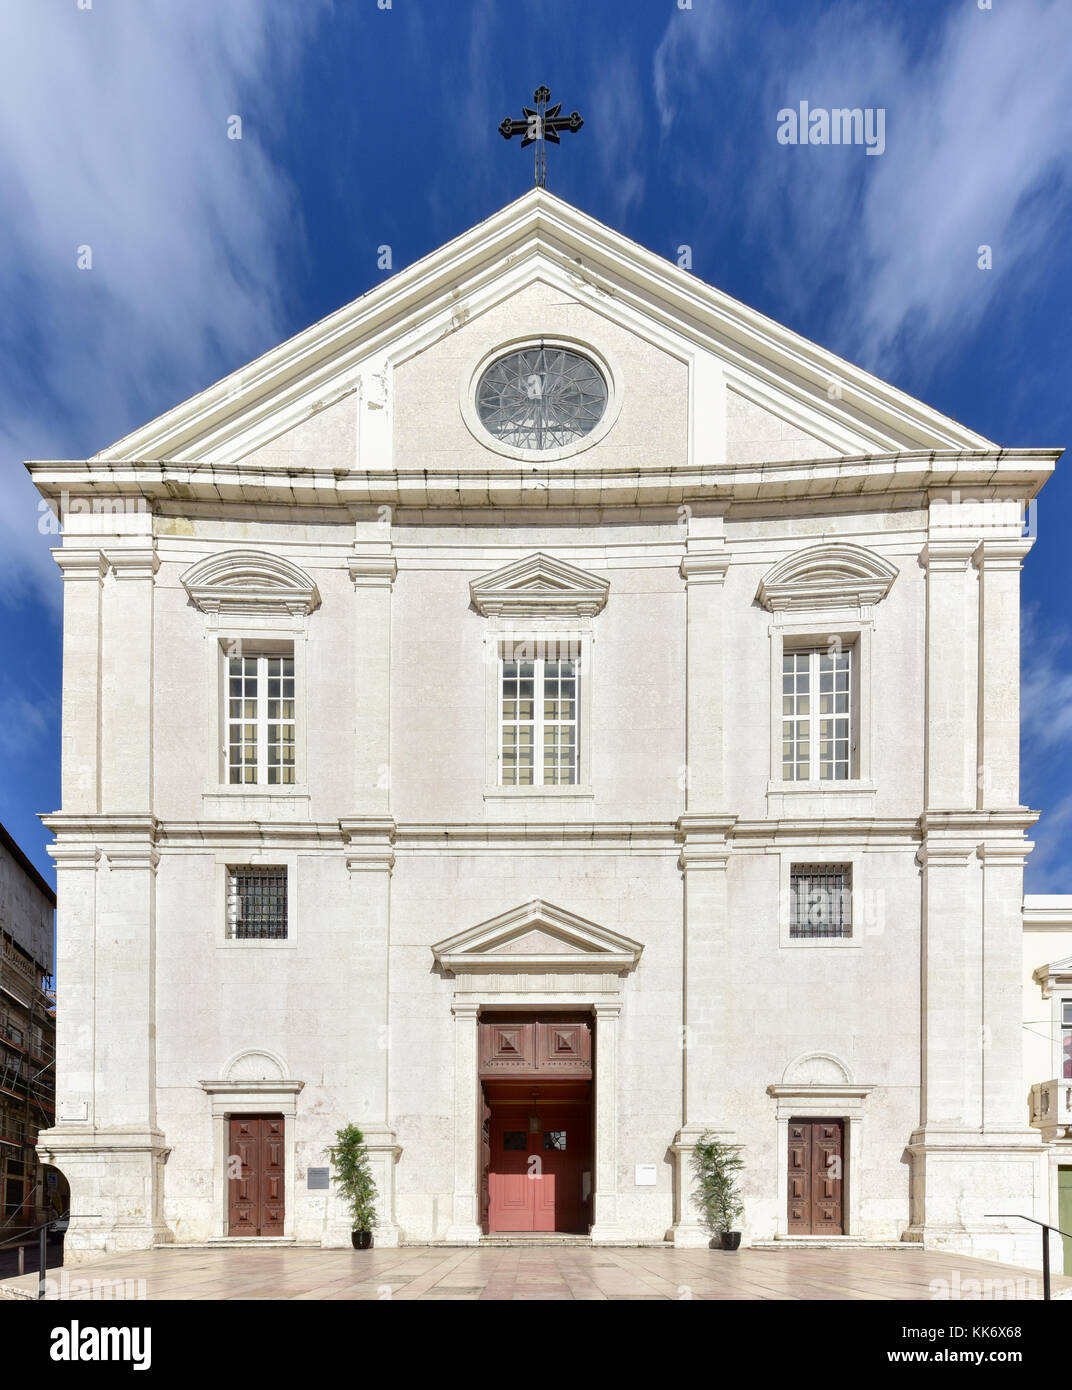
(67, 189, 998, 474)
(470, 553, 609, 618)
(432, 899, 643, 976)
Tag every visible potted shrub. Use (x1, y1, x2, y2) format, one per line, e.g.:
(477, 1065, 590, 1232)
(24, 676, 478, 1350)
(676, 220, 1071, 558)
(691, 1131, 745, 1251)
(330, 1123, 378, 1249)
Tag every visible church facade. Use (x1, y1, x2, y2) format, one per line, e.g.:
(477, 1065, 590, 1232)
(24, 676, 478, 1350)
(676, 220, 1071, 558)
(29, 192, 1067, 1267)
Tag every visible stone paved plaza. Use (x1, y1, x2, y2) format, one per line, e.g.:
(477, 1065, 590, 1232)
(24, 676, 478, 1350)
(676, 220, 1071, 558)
(2, 1244, 1070, 1301)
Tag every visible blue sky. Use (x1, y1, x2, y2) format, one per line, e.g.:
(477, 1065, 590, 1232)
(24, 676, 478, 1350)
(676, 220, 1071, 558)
(2, 0, 1071, 887)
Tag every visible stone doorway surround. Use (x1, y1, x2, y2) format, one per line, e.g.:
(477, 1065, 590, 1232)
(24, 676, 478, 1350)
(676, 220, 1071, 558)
(767, 1051, 874, 1239)
(431, 898, 643, 1244)
(199, 1048, 304, 1242)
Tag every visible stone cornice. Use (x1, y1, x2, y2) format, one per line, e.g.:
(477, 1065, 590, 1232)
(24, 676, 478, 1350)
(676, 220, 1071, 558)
(26, 449, 1061, 513)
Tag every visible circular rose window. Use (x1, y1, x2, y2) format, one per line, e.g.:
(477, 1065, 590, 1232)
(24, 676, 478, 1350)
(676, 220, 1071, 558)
(475, 345, 608, 451)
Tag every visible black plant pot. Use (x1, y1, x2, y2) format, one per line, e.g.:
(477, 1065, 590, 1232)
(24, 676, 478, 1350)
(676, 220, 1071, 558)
(720, 1231, 742, 1252)
(351, 1230, 373, 1250)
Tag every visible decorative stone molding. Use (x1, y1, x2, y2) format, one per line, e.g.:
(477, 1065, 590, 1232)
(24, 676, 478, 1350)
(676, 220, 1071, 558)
(1033, 955, 1072, 1001)
(347, 553, 397, 589)
(469, 552, 609, 618)
(767, 1055, 874, 1239)
(431, 898, 643, 976)
(199, 1057, 305, 1241)
(757, 542, 897, 613)
(53, 548, 109, 582)
(339, 816, 396, 873)
(105, 547, 160, 582)
(180, 549, 321, 617)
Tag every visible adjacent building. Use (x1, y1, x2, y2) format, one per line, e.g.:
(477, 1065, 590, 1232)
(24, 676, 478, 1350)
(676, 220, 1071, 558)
(0, 823, 59, 1232)
(27, 191, 1067, 1269)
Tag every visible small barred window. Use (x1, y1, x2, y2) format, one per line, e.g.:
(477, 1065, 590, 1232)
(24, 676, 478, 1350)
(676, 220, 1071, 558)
(227, 866, 288, 940)
(790, 864, 852, 939)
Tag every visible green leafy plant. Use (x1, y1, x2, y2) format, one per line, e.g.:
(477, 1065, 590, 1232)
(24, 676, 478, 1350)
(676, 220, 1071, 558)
(691, 1132, 745, 1235)
(330, 1123, 378, 1232)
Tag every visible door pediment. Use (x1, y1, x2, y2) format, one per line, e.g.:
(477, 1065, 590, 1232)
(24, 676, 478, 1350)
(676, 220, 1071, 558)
(432, 898, 643, 975)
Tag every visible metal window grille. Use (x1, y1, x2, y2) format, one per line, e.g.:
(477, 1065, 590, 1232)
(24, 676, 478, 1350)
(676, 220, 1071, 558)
(227, 866, 288, 940)
(790, 864, 852, 938)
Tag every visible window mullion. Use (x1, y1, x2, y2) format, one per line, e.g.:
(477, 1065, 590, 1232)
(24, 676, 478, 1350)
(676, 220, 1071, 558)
(534, 655, 545, 787)
(257, 654, 268, 787)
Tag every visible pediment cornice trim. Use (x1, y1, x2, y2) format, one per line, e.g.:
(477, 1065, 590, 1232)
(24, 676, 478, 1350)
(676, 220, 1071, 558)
(432, 898, 643, 975)
(470, 552, 609, 617)
(180, 549, 321, 617)
(757, 542, 898, 613)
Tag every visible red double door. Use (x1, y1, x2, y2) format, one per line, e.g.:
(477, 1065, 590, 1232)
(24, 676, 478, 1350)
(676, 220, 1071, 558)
(480, 1012, 593, 1235)
(228, 1115, 285, 1236)
(488, 1106, 589, 1233)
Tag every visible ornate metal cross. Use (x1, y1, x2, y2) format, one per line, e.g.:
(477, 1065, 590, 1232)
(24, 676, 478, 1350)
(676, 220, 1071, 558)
(499, 85, 583, 189)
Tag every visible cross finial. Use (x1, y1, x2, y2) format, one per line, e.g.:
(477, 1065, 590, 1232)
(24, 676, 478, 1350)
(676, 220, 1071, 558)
(499, 85, 583, 189)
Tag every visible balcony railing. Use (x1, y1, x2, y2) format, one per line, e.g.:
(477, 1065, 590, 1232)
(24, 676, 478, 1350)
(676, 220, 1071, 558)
(1030, 1077, 1072, 1138)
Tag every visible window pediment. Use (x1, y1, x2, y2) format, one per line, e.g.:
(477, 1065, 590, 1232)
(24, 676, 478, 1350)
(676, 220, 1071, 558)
(757, 543, 897, 613)
(432, 898, 643, 975)
(181, 550, 321, 617)
(470, 553, 609, 618)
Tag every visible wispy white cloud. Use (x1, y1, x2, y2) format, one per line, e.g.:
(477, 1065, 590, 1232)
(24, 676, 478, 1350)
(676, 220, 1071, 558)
(653, 2, 731, 136)
(652, 0, 1072, 374)
(0, 0, 330, 607)
(767, 0, 1072, 366)
(1019, 606, 1072, 890)
(588, 48, 647, 221)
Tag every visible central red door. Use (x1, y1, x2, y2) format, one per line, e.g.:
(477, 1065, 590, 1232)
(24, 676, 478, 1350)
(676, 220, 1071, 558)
(488, 1106, 587, 1232)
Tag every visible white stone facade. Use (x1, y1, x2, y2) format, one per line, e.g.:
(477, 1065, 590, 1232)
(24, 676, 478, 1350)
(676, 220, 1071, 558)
(28, 191, 1064, 1266)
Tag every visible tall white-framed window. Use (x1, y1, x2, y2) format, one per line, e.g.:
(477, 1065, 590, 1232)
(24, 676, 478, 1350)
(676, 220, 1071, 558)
(227, 651, 296, 786)
(781, 646, 853, 782)
(499, 640, 579, 787)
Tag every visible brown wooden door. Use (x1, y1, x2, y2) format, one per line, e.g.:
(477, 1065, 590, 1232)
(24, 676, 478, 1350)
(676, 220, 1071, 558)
(787, 1118, 844, 1234)
(228, 1115, 285, 1236)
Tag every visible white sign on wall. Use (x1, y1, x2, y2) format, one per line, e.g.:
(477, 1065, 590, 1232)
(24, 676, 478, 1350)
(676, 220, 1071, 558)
(634, 1163, 657, 1186)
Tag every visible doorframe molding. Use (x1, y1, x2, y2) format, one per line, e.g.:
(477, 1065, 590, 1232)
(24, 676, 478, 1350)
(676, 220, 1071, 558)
(200, 1078, 304, 1239)
(434, 900, 642, 1244)
(768, 1080, 873, 1237)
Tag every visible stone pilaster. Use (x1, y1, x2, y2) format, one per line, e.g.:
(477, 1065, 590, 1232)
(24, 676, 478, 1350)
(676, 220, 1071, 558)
(670, 816, 737, 1246)
(100, 547, 158, 811)
(347, 536, 395, 816)
(330, 818, 400, 1247)
(445, 1001, 483, 1242)
(975, 540, 1032, 809)
(921, 540, 979, 811)
(53, 549, 107, 815)
(590, 1002, 624, 1243)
